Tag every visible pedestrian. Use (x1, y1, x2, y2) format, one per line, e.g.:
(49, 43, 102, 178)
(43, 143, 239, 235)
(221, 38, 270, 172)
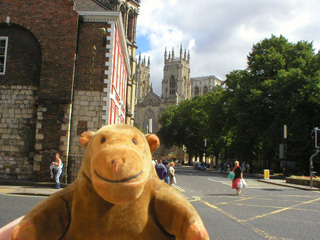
(232, 160, 243, 195)
(246, 162, 250, 174)
(152, 158, 156, 167)
(155, 159, 167, 181)
(168, 162, 176, 185)
(241, 161, 246, 172)
(50, 153, 63, 189)
(164, 160, 170, 184)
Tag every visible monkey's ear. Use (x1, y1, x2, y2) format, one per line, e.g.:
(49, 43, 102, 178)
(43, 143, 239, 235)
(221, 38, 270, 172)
(145, 134, 160, 153)
(79, 131, 95, 149)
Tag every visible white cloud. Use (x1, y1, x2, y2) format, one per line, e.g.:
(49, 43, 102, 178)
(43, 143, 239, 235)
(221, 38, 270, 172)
(136, 0, 320, 95)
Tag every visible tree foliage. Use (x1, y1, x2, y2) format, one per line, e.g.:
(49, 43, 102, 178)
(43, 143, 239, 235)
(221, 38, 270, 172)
(157, 35, 320, 172)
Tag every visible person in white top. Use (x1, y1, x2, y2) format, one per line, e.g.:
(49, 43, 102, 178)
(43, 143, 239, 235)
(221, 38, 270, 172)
(168, 162, 176, 185)
(50, 153, 63, 189)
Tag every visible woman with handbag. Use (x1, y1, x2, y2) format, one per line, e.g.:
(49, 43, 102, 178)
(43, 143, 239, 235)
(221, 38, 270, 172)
(232, 161, 243, 195)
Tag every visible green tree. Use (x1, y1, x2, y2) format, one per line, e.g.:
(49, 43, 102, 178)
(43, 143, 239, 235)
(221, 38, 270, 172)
(158, 35, 320, 174)
(201, 87, 229, 162)
(158, 97, 209, 162)
(225, 35, 320, 171)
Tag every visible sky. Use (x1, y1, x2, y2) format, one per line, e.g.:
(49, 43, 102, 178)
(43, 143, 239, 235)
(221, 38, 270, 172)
(135, 0, 320, 96)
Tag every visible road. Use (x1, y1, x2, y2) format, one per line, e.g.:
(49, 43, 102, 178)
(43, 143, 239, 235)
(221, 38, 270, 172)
(0, 194, 46, 227)
(175, 165, 320, 240)
(1, 165, 320, 240)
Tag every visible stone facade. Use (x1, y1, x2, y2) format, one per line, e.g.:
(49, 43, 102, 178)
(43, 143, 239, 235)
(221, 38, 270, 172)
(0, 85, 37, 179)
(134, 91, 161, 134)
(161, 46, 192, 105)
(136, 53, 151, 103)
(191, 76, 223, 97)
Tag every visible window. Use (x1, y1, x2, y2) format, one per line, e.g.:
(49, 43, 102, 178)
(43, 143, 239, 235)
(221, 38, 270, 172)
(194, 86, 199, 96)
(203, 86, 208, 94)
(120, 5, 126, 29)
(0, 37, 8, 75)
(127, 10, 134, 42)
(169, 76, 176, 95)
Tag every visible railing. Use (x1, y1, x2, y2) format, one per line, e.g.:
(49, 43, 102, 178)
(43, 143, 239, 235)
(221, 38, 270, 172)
(66, 154, 83, 183)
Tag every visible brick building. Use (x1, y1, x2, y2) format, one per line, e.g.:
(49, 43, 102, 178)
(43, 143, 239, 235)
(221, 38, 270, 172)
(0, 0, 140, 181)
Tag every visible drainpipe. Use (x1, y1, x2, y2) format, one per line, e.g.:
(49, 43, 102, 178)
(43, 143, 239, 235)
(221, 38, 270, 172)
(65, 15, 83, 184)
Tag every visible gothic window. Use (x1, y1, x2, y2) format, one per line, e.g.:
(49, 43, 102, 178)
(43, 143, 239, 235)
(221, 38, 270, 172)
(183, 77, 186, 96)
(194, 86, 199, 96)
(0, 37, 8, 75)
(127, 10, 134, 42)
(203, 86, 208, 94)
(169, 76, 176, 95)
(120, 5, 126, 30)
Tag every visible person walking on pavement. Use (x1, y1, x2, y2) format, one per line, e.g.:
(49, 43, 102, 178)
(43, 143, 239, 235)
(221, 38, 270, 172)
(241, 161, 246, 173)
(168, 162, 176, 185)
(50, 153, 63, 189)
(246, 162, 250, 174)
(155, 159, 167, 181)
(232, 161, 243, 195)
(163, 160, 170, 184)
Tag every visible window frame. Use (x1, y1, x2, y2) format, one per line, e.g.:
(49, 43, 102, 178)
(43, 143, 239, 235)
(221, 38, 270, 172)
(169, 76, 176, 95)
(0, 36, 8, 75)
(194, 86, 199, 96)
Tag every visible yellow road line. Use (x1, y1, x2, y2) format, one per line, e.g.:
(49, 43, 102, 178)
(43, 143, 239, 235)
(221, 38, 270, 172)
(173, 184, 185, 192)
(243, 197, 320, 222)
(189, 196, 201, 202)
(200, 199, 293, 240)
(221, 202, 320, 212)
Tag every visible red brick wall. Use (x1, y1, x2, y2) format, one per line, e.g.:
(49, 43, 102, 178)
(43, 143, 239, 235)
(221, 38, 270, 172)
(0, 0, 78, 103)
(76, 21, 111, 92)
(0, 24, 41, 86)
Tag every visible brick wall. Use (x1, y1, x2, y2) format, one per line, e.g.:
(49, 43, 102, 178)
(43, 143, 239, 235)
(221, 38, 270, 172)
(1, 0, 78, 102)
(68, 20, 111, 154)
(76, 21, 111, 92)
(0, 0, 78, 180)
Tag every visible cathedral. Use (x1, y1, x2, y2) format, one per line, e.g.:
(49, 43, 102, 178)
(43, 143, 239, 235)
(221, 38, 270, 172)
(134, 45, 223, 144)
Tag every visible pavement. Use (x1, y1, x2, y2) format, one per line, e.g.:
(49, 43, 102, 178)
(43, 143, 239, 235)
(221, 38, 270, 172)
(0, 168, 319, 197)
(257, 178, 320, 191)
(0, 181, 65, 196)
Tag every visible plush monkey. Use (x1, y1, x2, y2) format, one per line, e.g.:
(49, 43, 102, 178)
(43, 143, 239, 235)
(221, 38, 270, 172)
(11, 124, 209, 240)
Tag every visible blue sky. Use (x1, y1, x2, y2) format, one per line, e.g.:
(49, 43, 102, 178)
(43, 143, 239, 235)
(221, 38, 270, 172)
(136, 0, 320, 96)
(136, 35, 150, 53)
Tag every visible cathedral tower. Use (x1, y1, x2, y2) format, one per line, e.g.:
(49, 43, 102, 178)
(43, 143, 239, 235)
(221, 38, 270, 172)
(136, 53, 151, 103)
(161, 45, 191, 105)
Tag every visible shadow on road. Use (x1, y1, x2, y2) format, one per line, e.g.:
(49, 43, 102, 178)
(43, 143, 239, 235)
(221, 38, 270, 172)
(260, 188, 283, 191)
(205, 193, 237, 196)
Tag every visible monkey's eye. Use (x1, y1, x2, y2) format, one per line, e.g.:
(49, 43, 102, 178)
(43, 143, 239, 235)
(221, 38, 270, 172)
(132, 138, 137, 145)
(101, 137, 106, 144)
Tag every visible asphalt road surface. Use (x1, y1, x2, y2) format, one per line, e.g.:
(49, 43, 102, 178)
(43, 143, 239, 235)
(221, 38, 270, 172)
(175, 165, 320, 240)
(1, 165, 319, 240)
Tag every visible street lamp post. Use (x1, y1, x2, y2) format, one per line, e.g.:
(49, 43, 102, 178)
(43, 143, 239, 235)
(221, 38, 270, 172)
(310, 127, 320, 187)
(148, 118, 152, 133)
(283, 125, 287, 179)
(203, 138, 207, 164)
